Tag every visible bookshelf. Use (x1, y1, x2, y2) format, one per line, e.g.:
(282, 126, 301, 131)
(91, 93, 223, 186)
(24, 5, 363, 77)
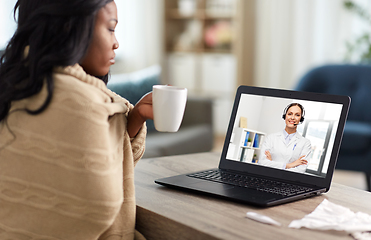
(163, 0, 238, 135)
(164, 0, 236, 54)
(162, 0, 256, 135)
(163, 0, 237, 93)
(228, 128, 265, 163)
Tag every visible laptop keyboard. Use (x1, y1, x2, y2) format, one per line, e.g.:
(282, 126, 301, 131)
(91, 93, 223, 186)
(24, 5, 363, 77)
(188, 169, 313, 196)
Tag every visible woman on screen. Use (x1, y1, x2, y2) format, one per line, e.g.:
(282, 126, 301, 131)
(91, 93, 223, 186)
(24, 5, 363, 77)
(258, 103, 312, 173)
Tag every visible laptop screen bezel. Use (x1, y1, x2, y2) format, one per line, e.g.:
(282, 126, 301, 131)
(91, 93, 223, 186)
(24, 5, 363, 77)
(219, 85, 350, 190)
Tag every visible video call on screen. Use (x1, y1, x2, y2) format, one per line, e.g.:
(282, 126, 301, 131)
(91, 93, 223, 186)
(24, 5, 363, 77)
(226, 94, 343, 178)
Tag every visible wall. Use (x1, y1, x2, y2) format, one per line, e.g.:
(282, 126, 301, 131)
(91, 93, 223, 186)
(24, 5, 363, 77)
(233, 94, 263, 131)
(256, 97, 289, 135)
(233, 95, 290, 135)
(111, 0, 164, 74)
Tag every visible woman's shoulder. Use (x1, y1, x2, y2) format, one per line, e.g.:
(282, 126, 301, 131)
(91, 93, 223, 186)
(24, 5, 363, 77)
(263, 132, 281, 142)
(51, 64, 130, 116)
(268, 131, 283, 137)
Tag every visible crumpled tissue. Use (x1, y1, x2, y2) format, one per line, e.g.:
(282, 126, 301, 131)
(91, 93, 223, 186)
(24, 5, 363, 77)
(289, 199, 371, 240)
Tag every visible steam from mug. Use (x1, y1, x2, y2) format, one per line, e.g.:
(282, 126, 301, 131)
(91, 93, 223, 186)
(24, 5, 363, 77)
(152, 85, 187, 132)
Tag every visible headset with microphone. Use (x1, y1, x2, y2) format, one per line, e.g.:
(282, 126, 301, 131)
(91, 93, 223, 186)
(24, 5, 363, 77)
(282, 103, 305, 125)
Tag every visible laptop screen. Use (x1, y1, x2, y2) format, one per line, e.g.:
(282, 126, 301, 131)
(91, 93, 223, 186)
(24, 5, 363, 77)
(222, 86, 350, 184)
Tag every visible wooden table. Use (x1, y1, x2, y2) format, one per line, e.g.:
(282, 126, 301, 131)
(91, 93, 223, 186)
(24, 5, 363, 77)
(134, 152, 371, 240)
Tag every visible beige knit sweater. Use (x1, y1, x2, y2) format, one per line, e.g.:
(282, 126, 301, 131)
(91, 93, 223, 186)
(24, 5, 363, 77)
(0, 64, 146, 240)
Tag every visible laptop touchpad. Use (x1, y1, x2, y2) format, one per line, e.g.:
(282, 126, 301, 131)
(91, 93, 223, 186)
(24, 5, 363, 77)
(188, 182, 235, 194)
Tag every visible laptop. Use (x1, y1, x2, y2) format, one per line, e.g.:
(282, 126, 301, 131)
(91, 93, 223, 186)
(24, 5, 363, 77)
(155, 85, 350, 207)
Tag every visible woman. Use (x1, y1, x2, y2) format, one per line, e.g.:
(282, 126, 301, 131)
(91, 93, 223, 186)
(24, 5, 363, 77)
(258, 103, 311, 173)
(0, 1, 151, 239)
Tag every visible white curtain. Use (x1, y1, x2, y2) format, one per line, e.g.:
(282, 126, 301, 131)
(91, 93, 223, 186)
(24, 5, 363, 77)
(254, 0, 371, 89)
(113, 0, 163, 73)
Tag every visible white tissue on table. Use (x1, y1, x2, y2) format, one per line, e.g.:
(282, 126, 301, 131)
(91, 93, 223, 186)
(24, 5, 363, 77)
(289, 199, 371, 233)
(246, 212, 281, 226)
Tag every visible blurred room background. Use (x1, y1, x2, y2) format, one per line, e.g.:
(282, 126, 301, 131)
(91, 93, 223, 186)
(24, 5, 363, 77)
(1, 0, 370, 190)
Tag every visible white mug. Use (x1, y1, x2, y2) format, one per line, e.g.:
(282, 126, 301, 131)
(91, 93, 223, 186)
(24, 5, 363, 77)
(152, 85, 187, 132)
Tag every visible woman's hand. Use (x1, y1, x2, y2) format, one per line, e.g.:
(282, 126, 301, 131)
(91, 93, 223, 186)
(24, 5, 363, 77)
(286, 155, 308, 169)
(127, 92, 153, 138)
(265, 150, 272, 161)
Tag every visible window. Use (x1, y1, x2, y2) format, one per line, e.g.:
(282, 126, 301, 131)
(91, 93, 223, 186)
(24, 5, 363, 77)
(299, 120, 336, 177)
(0, 1, 162, 73)
(0, 0, 17, 50)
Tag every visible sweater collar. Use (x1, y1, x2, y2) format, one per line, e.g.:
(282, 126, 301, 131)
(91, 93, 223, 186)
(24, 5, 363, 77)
(54, 64, 124, 103)
(54, 64, 107, 90)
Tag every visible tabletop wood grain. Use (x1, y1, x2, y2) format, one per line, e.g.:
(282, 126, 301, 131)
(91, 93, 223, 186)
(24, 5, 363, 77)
(134, 152, 371, 240)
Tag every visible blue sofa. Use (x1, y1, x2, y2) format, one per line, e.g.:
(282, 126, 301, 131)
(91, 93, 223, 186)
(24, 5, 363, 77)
(107, 65, 214, 158)
(295, 64, 371, 191)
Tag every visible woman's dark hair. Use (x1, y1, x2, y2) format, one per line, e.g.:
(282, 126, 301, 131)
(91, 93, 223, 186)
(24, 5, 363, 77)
(0, 0, 113, 122)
